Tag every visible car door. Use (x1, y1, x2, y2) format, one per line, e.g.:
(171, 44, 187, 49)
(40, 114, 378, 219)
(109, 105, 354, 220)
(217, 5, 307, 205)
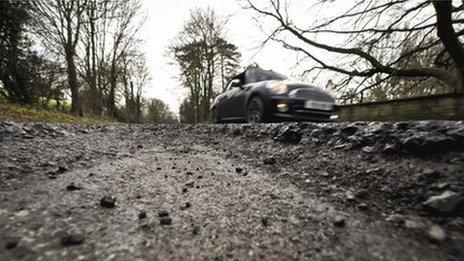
(217, 80, 240, 118)
(227, 84, 251, 118)
(222, 86, 242, 118)
(227, 70, 255, 118)
(214, 92, 228, 118)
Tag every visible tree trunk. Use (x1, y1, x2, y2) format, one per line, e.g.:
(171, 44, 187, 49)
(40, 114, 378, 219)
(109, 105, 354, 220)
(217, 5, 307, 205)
(63, 4, 82, 115)
(433, 0, 464, 91)
(107, 42, 119, 118)
(65, 51, 81, 114)
(135, 93, 141, 123)
(89, 3, 101, 115)
(108, 64, 117, 118)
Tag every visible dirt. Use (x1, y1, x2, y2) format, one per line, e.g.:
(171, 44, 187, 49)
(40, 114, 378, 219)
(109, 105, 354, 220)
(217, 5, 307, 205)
(0, 121, 463, 260)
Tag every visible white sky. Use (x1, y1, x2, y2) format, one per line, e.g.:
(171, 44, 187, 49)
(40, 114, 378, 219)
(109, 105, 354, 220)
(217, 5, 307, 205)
(139, 0, 306, 114)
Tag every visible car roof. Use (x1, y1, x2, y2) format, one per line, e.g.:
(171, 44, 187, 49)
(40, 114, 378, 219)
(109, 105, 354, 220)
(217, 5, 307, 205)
(234, 68, 286, 78)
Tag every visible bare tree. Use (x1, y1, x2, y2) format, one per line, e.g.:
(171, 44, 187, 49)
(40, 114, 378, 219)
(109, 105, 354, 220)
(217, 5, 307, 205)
(33, 0, 88, 114)
(433, 0, 464, 88)
(81, 0, 109, 115)
(242, 0, 464, 102)
(120, 52, 150, 123)
(106, 0, 145, 118)
(171, 8, 240, 123)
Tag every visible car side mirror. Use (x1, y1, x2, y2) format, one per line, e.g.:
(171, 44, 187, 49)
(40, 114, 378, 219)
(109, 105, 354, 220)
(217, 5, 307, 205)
(230, 79, 241, 88)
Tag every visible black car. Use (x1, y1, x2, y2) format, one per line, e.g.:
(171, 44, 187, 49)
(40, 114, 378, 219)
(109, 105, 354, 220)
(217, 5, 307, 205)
(211, 68, 339, 123)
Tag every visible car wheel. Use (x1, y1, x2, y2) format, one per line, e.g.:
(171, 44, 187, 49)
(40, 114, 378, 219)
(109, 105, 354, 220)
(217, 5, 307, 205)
(212, 108, 222, 124)
(246, 97, 265, 123)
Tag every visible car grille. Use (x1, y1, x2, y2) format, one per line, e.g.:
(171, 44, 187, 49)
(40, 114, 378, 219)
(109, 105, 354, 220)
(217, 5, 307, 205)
(290, 88, 334, 102)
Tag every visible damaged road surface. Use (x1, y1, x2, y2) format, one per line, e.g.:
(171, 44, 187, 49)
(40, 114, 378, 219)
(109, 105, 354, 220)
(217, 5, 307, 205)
(0, 121, 463, 260)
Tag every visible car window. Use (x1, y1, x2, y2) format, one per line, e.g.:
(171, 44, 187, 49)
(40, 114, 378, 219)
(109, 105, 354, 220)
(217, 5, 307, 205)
(246, 69, 287, 84)
(227, 72, 246, 90)
(227, 80, 240, 91)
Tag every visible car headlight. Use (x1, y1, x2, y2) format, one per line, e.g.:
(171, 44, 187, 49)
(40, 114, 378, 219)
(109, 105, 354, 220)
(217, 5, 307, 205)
(266, 81, 288, 94)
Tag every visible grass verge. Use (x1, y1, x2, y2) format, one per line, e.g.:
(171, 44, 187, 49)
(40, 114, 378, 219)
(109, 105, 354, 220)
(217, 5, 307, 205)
(0, 102, 112, 124)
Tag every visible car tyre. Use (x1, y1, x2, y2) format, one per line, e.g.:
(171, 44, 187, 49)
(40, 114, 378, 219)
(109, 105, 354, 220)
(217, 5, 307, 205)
(246, 97, 266, 123)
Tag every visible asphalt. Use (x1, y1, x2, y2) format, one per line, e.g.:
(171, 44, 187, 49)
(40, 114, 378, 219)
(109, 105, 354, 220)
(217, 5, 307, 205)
(0, 121, 463, 260)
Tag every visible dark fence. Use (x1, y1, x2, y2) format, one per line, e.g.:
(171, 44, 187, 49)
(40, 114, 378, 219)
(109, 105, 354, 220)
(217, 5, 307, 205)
(339, 93, 464, 121)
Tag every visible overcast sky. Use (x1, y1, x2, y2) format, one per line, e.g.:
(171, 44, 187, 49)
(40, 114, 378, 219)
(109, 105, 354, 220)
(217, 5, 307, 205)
(139, 0, 305, 114)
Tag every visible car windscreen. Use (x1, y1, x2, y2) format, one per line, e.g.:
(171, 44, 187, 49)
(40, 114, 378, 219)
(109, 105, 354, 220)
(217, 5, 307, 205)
(246, 69, 287, 84)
